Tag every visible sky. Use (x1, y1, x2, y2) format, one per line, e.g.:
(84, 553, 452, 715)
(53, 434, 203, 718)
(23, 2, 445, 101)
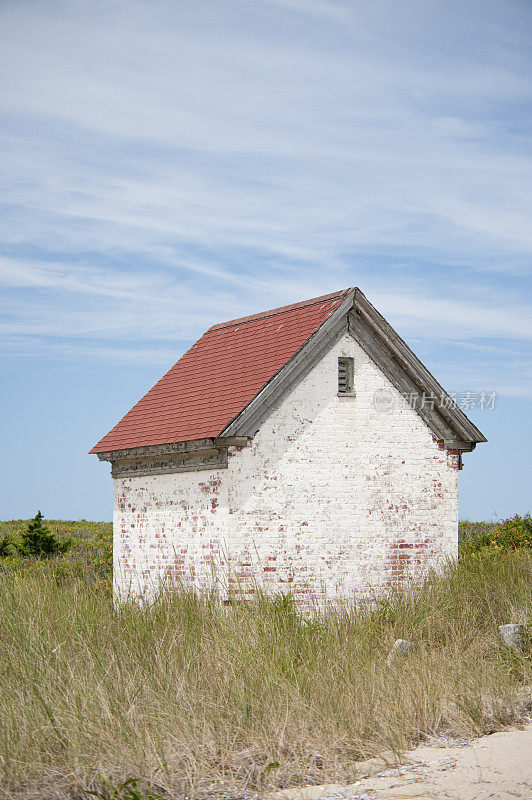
(1, 0, 531, 522)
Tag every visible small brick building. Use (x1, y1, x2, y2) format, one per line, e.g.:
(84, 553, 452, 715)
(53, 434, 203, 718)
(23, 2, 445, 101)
(91, 288, 486, 603)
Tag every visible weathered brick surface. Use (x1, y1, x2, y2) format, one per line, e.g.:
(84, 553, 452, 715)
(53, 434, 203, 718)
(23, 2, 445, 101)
(113, 334, 459, 603)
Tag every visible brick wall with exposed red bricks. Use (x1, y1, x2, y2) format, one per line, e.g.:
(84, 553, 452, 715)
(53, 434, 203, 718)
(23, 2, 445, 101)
(112, 333, 459, 604)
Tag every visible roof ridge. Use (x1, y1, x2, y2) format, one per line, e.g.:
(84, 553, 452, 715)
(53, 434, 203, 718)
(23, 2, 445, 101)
(207, 289, 351, 332)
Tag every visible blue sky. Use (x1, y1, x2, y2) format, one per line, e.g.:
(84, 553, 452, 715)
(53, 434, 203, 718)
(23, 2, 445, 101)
(1, 0, 531, 522)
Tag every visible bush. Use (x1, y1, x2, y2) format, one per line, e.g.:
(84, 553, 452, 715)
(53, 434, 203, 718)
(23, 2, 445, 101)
(495, 514, 532, 550)
(460, 514, 532, 557)
(17, 511, 72, 557)
(0, 534, 13, 558)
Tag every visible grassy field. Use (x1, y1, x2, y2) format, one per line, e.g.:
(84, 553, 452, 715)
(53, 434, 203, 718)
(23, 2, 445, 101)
(0, 520, 529, 799)
(0, 519, 112, 590)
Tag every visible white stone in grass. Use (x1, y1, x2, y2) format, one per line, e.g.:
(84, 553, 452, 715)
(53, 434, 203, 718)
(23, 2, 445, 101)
(386, 638, 415, 666)
(498, 624, 524, 654)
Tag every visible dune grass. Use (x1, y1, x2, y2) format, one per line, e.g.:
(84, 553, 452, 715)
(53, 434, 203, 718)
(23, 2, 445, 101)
(0, 546, 530, 799)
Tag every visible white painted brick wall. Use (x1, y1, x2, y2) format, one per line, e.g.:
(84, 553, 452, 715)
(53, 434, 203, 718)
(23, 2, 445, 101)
(113, 333, 459, 603)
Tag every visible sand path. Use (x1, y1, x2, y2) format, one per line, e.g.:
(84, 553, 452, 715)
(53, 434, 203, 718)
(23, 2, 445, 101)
(269, 723, 532, 800)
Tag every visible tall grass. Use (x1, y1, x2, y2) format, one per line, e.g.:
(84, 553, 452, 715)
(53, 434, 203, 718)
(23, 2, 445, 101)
(0, 549, 530, 799)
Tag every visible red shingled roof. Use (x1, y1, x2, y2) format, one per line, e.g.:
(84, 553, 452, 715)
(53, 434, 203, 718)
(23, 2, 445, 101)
(90, 290, 350, 453)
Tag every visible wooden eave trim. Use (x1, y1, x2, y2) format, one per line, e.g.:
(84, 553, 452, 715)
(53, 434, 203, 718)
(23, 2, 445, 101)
(94, 436, 249, 463)
(109, 447, 229, 478)
(96, 436, 250, 478)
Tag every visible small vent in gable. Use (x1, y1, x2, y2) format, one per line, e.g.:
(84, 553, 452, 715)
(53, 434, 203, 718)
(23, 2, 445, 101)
(338, 357, 354, 395)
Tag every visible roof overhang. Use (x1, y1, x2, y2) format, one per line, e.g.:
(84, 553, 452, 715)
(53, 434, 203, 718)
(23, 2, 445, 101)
(95, 437, 249, 478)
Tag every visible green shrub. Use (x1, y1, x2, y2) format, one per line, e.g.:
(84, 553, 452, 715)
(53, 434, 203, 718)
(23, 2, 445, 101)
(0, 534, 12, 558)
(460, 514, 532, 557)
(495, 514, 532, 550)
(18, 511, 73, 557)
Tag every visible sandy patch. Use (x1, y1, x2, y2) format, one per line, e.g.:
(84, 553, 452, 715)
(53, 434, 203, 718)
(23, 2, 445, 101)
(268, 723, 532, 800)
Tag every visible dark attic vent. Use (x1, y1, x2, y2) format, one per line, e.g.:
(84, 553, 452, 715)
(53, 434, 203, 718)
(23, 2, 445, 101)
(338, 356, 354, 395)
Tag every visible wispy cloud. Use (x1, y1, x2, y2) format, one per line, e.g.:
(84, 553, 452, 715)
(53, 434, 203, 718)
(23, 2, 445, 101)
(1, 0, 531, 397)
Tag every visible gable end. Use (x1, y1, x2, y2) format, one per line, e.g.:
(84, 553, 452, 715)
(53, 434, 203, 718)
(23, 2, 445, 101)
(348, 292, 486, 449)
(223, 288, 486, 452)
